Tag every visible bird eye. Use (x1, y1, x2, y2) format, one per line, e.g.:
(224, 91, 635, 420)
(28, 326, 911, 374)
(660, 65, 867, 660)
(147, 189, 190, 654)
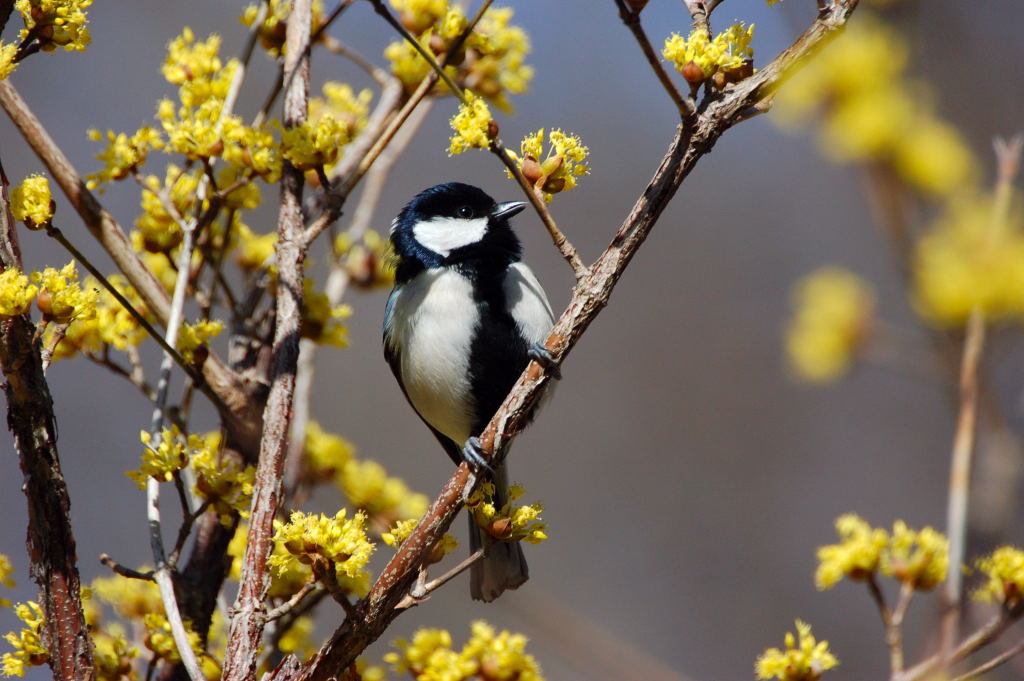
(457, 206, 474, 219)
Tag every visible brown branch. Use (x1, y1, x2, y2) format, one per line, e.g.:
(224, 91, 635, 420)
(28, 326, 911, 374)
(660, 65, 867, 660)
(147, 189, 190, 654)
(99, 554, 155, 582)
(265, 583, 319, 623)
(288, 3, 863, 679)
(222, 1, 312, 679)
(615, 0, 695, 116)
(395, 548, 486, 609)
(950, 639, 1024, 681)
(0, 159, 95, 680)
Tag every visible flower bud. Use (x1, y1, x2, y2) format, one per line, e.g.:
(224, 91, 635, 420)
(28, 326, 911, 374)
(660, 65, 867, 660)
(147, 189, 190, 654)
(542, 176, 566, 194)
(626, 0, 649, 10)
(711, 70, 727, 90)
(681, 60, 705, 85)
(521, 156, 543, 185)
(400, 11, 433, 35)
(486, 119, 499, 140)
(487, 517, 513, 539)
(429, 34, 447, 56)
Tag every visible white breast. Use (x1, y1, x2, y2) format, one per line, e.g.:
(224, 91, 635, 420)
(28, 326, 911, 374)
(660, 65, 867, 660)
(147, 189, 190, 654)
(503, 262, 555, 344)
(386, 269, 478, 445)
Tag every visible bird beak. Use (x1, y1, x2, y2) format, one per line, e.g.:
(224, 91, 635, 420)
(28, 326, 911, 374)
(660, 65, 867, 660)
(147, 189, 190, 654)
(492, 201, 527, 220)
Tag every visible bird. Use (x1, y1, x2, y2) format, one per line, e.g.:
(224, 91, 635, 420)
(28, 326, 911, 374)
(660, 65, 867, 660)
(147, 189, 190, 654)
(383, 182, 558, 601)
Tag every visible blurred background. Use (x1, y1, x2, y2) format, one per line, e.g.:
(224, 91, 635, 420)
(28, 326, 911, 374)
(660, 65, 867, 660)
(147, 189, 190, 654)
(3, 1, 1024, 679)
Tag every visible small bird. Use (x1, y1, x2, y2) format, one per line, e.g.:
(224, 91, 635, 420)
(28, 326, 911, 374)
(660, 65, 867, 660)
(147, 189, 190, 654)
(383, 182, 557, 601)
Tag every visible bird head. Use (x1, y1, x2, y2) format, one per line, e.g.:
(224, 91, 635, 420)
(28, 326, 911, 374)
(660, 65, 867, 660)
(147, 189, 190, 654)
(390, 182, 526, 280)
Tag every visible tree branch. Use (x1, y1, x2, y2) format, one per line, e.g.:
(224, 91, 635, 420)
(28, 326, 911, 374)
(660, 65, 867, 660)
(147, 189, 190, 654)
(0, 158, 95, 681)
(222, 1, 312, 679)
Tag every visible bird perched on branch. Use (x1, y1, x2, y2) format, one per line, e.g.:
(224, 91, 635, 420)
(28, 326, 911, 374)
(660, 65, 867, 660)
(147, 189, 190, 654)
(383, 182, 558, 601)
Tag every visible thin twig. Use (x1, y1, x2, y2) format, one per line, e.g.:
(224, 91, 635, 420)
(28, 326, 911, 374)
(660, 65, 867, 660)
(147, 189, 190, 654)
(396, 549, 485, 609)
(99, 555, 155, 582)
(615, 0, 695, 116)
(265, 582, 319, 623)
(491, 142, 588, 279)
(950, 639, 1024, 681)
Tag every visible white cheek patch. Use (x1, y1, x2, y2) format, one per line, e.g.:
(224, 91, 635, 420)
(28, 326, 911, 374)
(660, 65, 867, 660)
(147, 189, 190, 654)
(413, 216, 488, 256)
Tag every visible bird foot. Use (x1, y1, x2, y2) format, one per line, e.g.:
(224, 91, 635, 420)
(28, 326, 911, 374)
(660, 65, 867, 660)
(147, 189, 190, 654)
(462, 436, 493, 474)
(528, 343, 561, 380)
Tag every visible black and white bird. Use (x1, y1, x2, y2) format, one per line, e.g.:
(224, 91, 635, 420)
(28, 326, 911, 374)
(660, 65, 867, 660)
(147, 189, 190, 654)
(383, 182, 557, 602)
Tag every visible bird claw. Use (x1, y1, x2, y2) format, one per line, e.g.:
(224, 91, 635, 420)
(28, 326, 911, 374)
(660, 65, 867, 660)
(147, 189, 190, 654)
(461, 436, 493, 474)
(528, 343, 561, 380)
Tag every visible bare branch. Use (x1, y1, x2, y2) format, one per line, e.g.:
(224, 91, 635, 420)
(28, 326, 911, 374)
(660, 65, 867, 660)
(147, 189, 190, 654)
(615, 0, 696, 116)
(223, 1, 312, 678)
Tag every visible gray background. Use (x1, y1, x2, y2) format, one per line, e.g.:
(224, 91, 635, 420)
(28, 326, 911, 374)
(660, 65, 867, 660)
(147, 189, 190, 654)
(2, 1, 1024, 680)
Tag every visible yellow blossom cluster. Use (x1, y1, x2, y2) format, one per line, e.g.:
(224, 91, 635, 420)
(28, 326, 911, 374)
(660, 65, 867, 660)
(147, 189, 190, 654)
(308, 83, 373, 144)
(47, 274, 149, 361)
(85, 128, 164, 189)
(507, 128, 590, 202)
(0, 268, 38, 318)
(816, 514, 948, 591)
(913, 193, 1024, 326)
(1, 602, 47, 677)
(162, 28, 237, 107)
(235, 224, 277, 271)
(663, 24, 754, 85)
(222, 120, 281, 183)
(448, 92, 494, 155)
(973, 546, 1024, 606)
(339, 458, 430, 528)
(773, 17, 974, 196)
(90, 628, 138, 681)
(0, 45, 17, 81)
(302, 421, 355, 483)
(0, 555, 14, 608)
(176, 318, 223, 363)
(15, 0, 92, 53)
(191, 432, 255, 523)
(785, 267, 874, 383)
(91, 571, 161, 620)
(239, 0, 327, 58)
(134, 165, 199, 253)
(268, 509, 375, 586)
(10, 174, 54, 228)
(281, 117, 349, 172)
(32, 261, 97, 324)
(385, 620, 545, 681)
(334, 230, 395, 290)
(382, 519, 457, 565)
(467, 482, 547, 545)
(142, 613, 205, 666)
(385, 4, 532, 111)
(755, 620, 838, 681)
(126, 426, 213, 488)
(301, 278, 352, 347)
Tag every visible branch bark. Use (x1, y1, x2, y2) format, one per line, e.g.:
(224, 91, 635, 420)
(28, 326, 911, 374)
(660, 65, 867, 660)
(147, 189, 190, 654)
(0, 159, 95, 680)
(222, 1, 312, 679)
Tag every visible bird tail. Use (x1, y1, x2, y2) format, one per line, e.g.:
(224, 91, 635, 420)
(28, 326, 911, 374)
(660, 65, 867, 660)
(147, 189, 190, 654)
(469, 463, 528, 601)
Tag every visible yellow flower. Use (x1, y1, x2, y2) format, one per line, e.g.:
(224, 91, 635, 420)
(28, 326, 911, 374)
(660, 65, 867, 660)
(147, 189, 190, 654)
(92, 571, 161, 619)
(302, 421, 354, 483)
(158, 97, 231, 161)
(448, 92, 494, 155)
(15, 0, 92, 53)
(308, 83, 372, 145)
(507, 128, 590, 202)
(0, 268, 38, 318)
(222, 120, 281, 183)
(467, 482, 547, 545)
(385, 621, 546, 681)
(785, 267, 874, 383)
(0, 555, 14, 608)
(974, 546, 1024, 606)
(335, 230, 395, 290)
(235, 224, 277, 271)
(31, 261, 97, 324)
(126, 426, 203, 488)
(281, 116, 350, 171)
(240, 0, 327, 57)
(85, 127, 164, 189)
(10, 174, 54, 228)
(1, 602, 48, 677)
(191, 433, 255, 523)
(0, 43, 17, 81)
(301, 278, 351, 347)
(662, 23, 754, 82)
(176, 318, 223, 363)
(91, 629, 138, 681)
(389, 0, 447, 35)
(142, 613, 203, 664)
(381, 519, 419, 548)
(882, 521, 948, 591)
(815, 514, 888, 589)
(268, 509, 375, 586)
(49, 274, 149, 360)
(229, 523, 311, 599)
(913, 193, 1024, 326)
(277, 616, 316, 660)
(338, 458, 429, 524)
(755, 620, 838, 681)
(134, 165, 201, 253)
